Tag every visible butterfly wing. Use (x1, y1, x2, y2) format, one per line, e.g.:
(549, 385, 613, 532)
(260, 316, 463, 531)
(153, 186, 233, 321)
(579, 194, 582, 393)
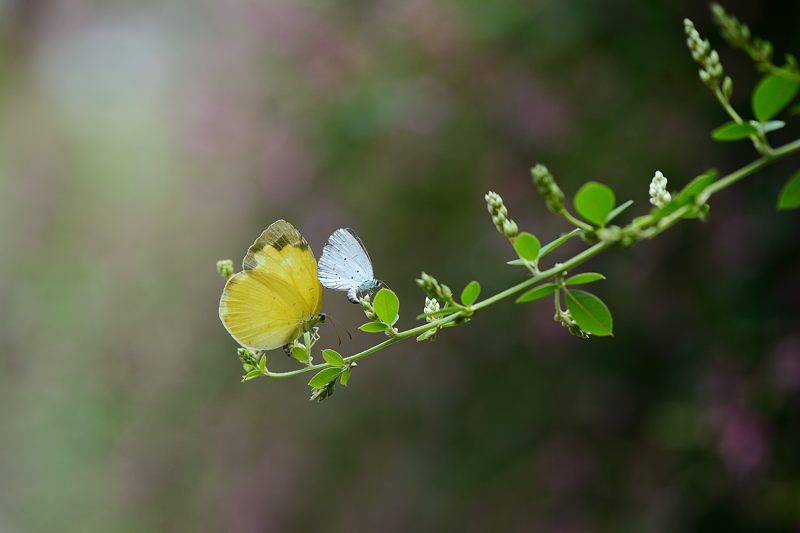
(219, 220, 323, 351)
(317, 228, 375, 294)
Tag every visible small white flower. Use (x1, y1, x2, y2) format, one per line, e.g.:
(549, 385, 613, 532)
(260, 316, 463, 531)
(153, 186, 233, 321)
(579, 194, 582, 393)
(649, 170, 672, 208)
(424, 297, 440, 322)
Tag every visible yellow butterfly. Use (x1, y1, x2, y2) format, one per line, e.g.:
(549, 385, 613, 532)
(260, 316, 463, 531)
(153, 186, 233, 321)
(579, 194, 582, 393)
(219, 220, 324, 351)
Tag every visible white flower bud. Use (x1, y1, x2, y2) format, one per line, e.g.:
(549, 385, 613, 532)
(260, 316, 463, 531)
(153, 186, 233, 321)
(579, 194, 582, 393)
(424, 297, 440, 322)
(649, 171, 672, 208)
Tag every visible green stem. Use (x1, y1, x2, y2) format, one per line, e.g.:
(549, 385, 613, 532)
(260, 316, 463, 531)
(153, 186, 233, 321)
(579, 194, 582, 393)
(763, 63, 800, 83)
(473, 242, 609, 311)
(700, 136, 800, 202)
(561, 209, 593, 231)
(265, 136, 800, 381)
(713, 87, 772, 155)
(554, 285, 562, 313)
(714, 87, 745, 123)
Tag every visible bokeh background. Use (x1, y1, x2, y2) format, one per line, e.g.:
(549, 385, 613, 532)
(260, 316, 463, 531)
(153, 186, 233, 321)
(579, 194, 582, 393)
(1, 0, 799, 531)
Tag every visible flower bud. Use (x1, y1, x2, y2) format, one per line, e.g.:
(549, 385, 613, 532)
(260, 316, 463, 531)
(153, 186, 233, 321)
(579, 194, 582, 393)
(684, 18, 725, 89)
(416, 272, 454, 303)
(649, 170, 672, 208)
(531, 164, 565, 214)
(555, 310, 590, 339)
(360, 294, 378, 321)
(502, 219, 519, 239)
(423, 297, 440, 323)
(485, 191, 519, 239)
(237, 347, 259, 370)
(216, 259, 234, 279)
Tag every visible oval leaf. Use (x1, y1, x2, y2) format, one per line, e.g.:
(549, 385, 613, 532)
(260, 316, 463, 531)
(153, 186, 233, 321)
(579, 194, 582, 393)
(565, 290, 613, 336)
(565, 272, 606, 286)
(778, 170, 800, 210)
(308, 367, 342, 388)
(711, 121, 758, 141)
(359, 321, 389, 333)
(513, 232, 541, 261)
(291, 346, 310, 363)
(752, 74, 800, 121)
(574, 182, 615, 226)
(460, 280, 481, 306)
(516, 283, 557, 303)
(340, 368, 352, 386)
(372, 288, 400, 325)
(322, 349, 345, 368)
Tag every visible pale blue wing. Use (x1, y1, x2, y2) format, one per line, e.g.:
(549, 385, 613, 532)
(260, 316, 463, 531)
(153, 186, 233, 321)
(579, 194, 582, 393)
(317, 228, 375, 293)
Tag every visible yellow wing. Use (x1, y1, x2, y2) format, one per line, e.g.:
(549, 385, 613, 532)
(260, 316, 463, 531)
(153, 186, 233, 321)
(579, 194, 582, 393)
(219, 220, 323, 351)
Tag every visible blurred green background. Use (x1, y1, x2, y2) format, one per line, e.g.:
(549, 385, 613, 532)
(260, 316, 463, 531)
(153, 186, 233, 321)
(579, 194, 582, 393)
(1, 0, 799, 531)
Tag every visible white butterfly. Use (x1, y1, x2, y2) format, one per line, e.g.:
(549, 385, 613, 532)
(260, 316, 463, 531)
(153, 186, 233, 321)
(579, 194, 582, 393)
(318, 228, 383, 303)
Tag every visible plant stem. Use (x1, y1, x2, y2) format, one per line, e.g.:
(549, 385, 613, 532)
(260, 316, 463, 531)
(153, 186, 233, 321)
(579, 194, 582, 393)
(700, 136, 800, 202)
(561, 210, 594, 230)
(713, 87, 773, 155)
(714, 88, 745, 123)
(266, 136, 800, 380)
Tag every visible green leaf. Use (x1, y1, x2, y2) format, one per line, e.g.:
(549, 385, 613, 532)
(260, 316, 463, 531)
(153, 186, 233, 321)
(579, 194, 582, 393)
(655, 171, 717, 220)
(513, 232, 541, 261)
(574, 182, 615, 226)
(777, 170, 800, 210)
(606, 200, 633, 223)
(241, 369, 263, 382)
(565, 290, 613, 336)
(340, 368, 352, 386)
(258, 355, 266, 372)
(359, 321, 389, 332)
(460, 280, 481, 305)
(678, 170, 717, 201)
(752, 74, 800, 121)
(372, 288, 400, 325)
(322, 349, 345, 368)
(756, 120, 786, 134)
(308, 367, 342, 388)
(539, 229, 581, 258)
(516, 283, 558, 303)
(291, 346, 309, 364)
(565, 272, 606, 286)
(711, 121, 758, 141)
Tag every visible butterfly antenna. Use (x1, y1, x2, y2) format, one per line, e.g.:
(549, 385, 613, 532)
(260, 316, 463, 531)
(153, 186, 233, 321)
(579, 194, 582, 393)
(324, 313, 352, 346)
(378, 279, 391, 292)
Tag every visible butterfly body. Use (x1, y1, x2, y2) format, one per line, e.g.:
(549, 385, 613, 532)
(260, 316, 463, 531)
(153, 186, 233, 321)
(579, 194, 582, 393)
(219, 220, 324, 351)
(318, 228, 383, 303)
(349, 279, 382, 304)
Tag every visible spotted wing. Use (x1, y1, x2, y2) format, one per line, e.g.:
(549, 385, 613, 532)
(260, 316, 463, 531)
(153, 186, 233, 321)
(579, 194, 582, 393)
(317, 228, 375, 292)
